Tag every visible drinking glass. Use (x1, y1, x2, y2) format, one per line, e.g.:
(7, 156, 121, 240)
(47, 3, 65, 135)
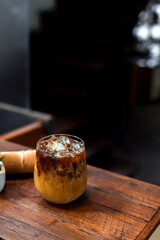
(34, 134, 87, 204)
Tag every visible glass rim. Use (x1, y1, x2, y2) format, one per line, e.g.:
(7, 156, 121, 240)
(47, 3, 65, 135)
(36, 133, 85, 151)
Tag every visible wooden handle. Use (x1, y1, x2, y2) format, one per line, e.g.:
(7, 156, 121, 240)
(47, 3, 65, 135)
(0, 149, 36, 174)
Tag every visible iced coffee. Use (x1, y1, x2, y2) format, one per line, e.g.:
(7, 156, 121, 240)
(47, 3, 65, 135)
(34, 134, 87, 204)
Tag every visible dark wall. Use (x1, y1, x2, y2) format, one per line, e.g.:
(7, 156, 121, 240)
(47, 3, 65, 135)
(30, 0, 148, 138)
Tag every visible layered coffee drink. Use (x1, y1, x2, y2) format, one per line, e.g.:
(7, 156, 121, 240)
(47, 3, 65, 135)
(34, 134, 87, 204)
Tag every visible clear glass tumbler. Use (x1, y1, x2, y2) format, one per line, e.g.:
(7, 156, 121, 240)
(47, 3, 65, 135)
(34, 134, 87, 204)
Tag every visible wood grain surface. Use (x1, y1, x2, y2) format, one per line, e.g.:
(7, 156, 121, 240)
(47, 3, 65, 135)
(0, 140, 160, 240)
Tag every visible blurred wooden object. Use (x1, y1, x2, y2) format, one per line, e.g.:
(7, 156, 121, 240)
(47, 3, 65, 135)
(0, 139, 29, 151)
(0, 102, 54, 148)
(0, 121, 43, 149)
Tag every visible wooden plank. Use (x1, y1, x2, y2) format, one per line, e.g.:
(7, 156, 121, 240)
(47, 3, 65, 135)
(137, 210, 160, 240)
(0, 197, 101, 240)
(88, 165, 160, 209)
(0, 176, 154, 239)
(1, 178, 147, 240)
(0, 121, 44, 148)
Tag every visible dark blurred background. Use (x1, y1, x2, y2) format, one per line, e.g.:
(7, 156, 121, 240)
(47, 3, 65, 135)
(29, 0, 147, 176)
(2, 0, 160, 185)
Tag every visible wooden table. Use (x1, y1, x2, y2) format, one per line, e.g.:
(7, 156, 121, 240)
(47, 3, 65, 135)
(0, 140, 160, 240)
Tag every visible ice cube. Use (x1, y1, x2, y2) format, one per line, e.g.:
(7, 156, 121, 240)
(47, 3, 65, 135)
(60, 135, 70, 146)
(47, 141, 66, 152)
(71, 141, 81, 153)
